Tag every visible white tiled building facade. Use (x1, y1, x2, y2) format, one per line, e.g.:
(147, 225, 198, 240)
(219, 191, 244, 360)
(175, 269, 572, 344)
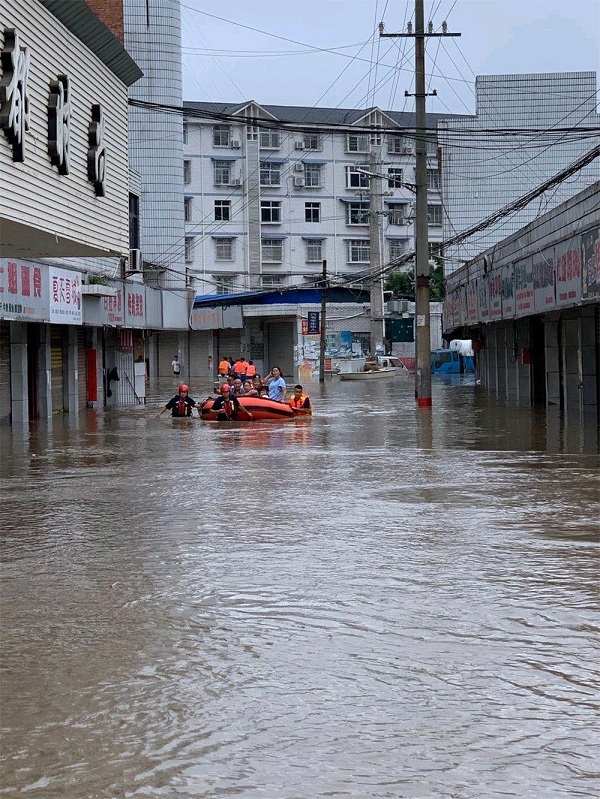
(182, 102, 449, 296)
(439, 72, 600, 272)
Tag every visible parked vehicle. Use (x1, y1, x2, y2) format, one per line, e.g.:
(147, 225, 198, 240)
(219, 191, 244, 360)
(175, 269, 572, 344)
(431, 349, 475, 374)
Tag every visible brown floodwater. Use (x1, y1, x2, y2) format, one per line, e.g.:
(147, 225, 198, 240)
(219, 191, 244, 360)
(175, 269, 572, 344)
(1, 375, 599, 798)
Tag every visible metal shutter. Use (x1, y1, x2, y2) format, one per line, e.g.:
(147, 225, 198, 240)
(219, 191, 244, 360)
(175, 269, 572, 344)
(51, 326, 65, 413)
(0, 322, 10, 423)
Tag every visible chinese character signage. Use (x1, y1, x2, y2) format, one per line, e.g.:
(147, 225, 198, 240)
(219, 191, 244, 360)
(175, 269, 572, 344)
(0, 28, 30, 162)
(49, 266, 82, 324)
(514, 257, 534, 317)
(582, 227, 600, 300)
(307, 311, 320, 334)
(125, 285, 146, 327)
(555, 237, 582, 307)
(533, 250, 555, 312)
(0, 258, 48, 320)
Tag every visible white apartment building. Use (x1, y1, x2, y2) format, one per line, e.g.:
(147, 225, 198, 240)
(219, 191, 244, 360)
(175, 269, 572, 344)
(182, 102, 450, 296)
(439, 72, 600, 272)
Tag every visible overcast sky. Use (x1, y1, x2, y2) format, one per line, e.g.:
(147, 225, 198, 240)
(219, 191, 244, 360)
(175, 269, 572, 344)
(180, 0, 599, 114)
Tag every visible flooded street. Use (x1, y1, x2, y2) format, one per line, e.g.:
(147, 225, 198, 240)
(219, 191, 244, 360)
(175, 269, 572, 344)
(1, 376, 599, 799)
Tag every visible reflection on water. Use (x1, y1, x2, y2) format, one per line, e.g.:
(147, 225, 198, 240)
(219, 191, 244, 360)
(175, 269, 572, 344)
(1, 376, 598, 798)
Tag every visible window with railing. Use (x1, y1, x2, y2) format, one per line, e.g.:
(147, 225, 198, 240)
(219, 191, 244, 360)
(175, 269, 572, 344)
(213, 125, 231, 146)
(184, 196, 192, 222)
(387, 203, 408, 225)
(261, 275, 285, 289)
(184, 236, 194, 263)
(303, 133, 321, 150)
(427, 204, 442, 225)
(214, 275, 236, 294)
(347, 239, 370, 263)
(215, 238, 235, 261)
(304, 163, 322, 187)
(346, 133, 370, 152)
(389, 239, 408, 261)
(388, 168, 404, 189)
(260, 161, 281, 186)
(260, 128, 280, 148)
(183, 160, 191, 184)
(213, 161, 232, 185)
(347, 202, 369, 225)
(261, 239, 283, 262)
(427, 169, 440, 190)
(305, 239, 324, 262)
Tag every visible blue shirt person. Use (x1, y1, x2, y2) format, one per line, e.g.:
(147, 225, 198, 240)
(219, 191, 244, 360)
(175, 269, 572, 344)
(264, 366, 287, 403)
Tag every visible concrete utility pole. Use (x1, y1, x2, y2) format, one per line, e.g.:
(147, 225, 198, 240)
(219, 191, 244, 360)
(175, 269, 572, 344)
(369, 146, 385, 357)
(380, 2, 460, 407)
(319, 259, 327, 383)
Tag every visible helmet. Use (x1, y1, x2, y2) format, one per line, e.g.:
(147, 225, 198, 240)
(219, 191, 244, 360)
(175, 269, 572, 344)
(178, 384, 189, 393)
(220, 384, 231, 393)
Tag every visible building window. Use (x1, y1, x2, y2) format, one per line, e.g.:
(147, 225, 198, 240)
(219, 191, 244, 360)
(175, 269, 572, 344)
(388, 168, 403, 189)
(305, 202, 320, 223)
(260, 129, 280, 148)
(182, 121, 188, 144)
(213, 125, 231, 146)
(215, 238, 235, 261)
(426, 137, 438, 157)
(303, 133, 321, 150)
(428, 204, 442, 225)
(214, 200, 231, 221)
(183, 160, 191, 184)
(346, 133, 369, 153)
(347, 239, 370, 263)
(389, 239, 408, 261)
(429, 242, 441, 258)
(347, 202, 369, 225)
(388, 203, 408, 225)
(185, 236, 194, 263)
(304, 163, 322, 187)
(305, 239, 324, 262)
(346, 166, 369, 189)
(260, 161, 281, 186)
(129, 193, 140, 249)
(388, 134, 402, 154)
(184, 196, 193, 222)
(261, 275, 285, 289)
(214, 161, 232, 185)
(214, 275, 236, 294)
(262, 239, 283, 262)
(261, 201, 281, 223)
(427, 169, 440, 190)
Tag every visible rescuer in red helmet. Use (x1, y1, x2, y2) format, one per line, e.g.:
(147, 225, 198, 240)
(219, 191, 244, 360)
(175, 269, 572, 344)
(158, 383, 198, 418)
(204, 383, 252, 421)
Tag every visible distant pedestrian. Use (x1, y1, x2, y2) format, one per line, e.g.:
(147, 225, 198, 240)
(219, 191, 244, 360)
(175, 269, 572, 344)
(171, 355, 181, 376)
(218, 356, 230, 377)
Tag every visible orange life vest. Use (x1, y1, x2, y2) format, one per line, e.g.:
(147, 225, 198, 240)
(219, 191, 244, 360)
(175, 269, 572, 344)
(289, 394, 312, 414)
(245, 363, 256, 377)
(218, 359, 230, 375)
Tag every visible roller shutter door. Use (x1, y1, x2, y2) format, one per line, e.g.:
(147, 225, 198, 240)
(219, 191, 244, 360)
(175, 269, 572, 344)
(216, 330, 241, 362)
(77, 328, 87, 408)
(159, 332, 179, 377)
(0, 322, 10, 422)
(51, 326, 65, 413)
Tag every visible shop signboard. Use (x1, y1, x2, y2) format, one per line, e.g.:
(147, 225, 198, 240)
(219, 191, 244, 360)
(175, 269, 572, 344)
(501, 263, 515, 318)
(0, 258, 49, 321)
(477, 275, 490, 323)
(459, 284, 468, 326)
(533, 249, 555, 312)
(555, 237, 582, 307)
(49, 266, 82, 324)
(488, 268, 503, 320)
(124, 284, 146, 328)
(514, 257, 533, 317)
(190, 307, 222, 330)
(582, 227, 600, 300)
(466, 279, 478, 324)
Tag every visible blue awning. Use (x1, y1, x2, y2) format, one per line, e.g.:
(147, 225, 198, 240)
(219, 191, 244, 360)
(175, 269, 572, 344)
(210, 155, 239, 161)
(193, 287, 370, 308)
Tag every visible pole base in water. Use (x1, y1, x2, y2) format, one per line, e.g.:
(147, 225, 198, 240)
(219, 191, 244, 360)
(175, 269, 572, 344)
(417, 397, 433, 408)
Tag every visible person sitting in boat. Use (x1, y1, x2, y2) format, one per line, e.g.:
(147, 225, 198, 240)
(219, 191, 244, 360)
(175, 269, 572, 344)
(263, 366, 287, 403)
(242, 380, 258, 396)
(289, 384, 312, 416)
(258, 385, 269, 397)
(158, 384, 197, 418)
(206, 384, 252, 421)
(214, 374, 234, 394)
(232, 378, 245, 396)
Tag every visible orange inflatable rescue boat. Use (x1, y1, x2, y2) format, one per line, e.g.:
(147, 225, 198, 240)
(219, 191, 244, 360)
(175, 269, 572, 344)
(199, 396, 294, 421)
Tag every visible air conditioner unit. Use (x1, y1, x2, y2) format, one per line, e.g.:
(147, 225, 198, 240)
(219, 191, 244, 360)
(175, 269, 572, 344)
(402, 146, 413, 155)
(231, 140, 241, 149)
(294, 162, 305, 173)
(231, 177, 242, 186)
(295, 141, 305, 150)
(293, 176, 305, 188)
(129, 248, 142, 272)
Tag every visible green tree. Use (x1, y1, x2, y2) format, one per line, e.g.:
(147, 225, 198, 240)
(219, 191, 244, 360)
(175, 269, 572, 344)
(385, 259, 445, 301)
